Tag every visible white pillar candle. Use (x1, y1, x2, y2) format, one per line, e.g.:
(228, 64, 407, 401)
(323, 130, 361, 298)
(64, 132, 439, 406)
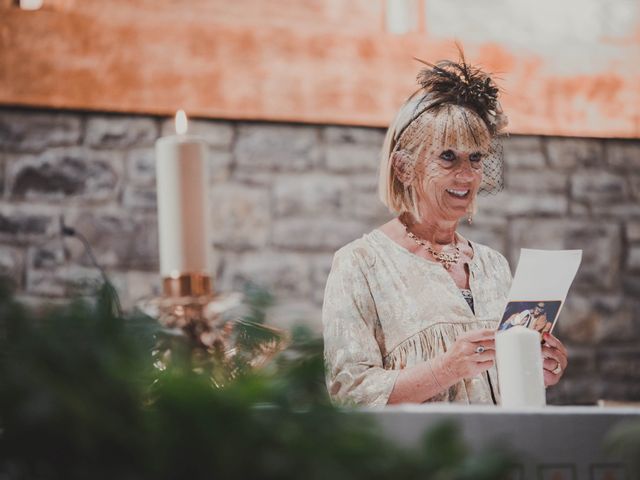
(495, 325, 546, 408)
(155, 110, 211, 278)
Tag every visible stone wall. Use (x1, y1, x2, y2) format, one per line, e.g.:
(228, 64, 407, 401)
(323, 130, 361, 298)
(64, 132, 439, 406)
(1, 107, 639, 405)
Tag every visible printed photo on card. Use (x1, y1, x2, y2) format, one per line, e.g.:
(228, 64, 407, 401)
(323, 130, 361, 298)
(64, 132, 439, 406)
(498, 249, 582, 334)
(498, 300, 562, 334)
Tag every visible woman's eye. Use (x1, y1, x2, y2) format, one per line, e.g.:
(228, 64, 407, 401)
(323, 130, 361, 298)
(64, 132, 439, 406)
(469, 152, 483, 162)
(439, 150, 456, 162)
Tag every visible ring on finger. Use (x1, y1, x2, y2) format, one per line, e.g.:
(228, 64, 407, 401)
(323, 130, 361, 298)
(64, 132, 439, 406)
(552, 361, 562, 375)
(475, 345, 486, 354)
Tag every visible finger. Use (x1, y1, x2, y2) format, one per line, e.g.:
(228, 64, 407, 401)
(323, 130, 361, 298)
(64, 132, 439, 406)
(543, 333, 568, 357)
(475, 359, 495, 373)
(543, 370, 560, 387)
(542, 345, 567, 368)
(541, 345, 562, 363)
(460, 329, 495, 343)
(464, 341, 495, 355)
(543, 358, 560, 372)
(472, 350, 496, 363)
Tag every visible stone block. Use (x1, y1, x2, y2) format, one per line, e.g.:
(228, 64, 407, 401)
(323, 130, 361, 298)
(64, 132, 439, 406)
(0, 110, 81, 152)
(160, 118, 233, 149)
(546, 138, 605, 169)
(0, 244, 25, 289)
(0, 155, 5, 197)
(272, 217, 368, 251)
(231, 169, 275, 187)
(235, 124, 320, 172)
(623, 274, 640, 296)
(310, 253, 334, 305)
(560, 347, 596, 380)
(566, 222, 621, 290)
(65, 212, 159, 271)
(457, 221, 507, 254)
(545, 377, 602, 406)
(273, 174, 347, 217)
(219, 250, 311, 298)
(509, 219, 620, 289)
(325, 143, 380, 173)
(210, 184, 271, 249)
(627, 245, 640, 271)
(7, 147, 122, 203)
(571, 170, 627, 205)
(29, 242, 66, 270)
(128, 270, 162, 299)
(591, 202, 640, 218)
(462, 208, 508, 229)
(122, 186, 157, 210)
(26, 264, 103, 298)
(502, 136, 546, 169)
(595, 305, 637, 344)
(477, 192, 567, 217)
(555, 294, 598, 344)
(210, 150, 233, 183)
(85, 116, 158, 149)
(126, 147, 156, 185)
(341, 188, 391, 222)
(0, 208, 56, 244)
(600, 381, 640, 402)
(569, 202, 589, 216)
(13, 294, 69, 310)
(599, 350, 640, 380)
(350, 174, 380, 193)
(630, 173, 640, 200)
(127, 147, 232, 185)
(505, 170, 568, 194)
(264, 299, 322, 333)
(606, 140, 640, 169)
(555, 293, 636, 345)
(323, 126, 385, 146)
(626, 222, 640, 243)
(109, 270, 161, 310)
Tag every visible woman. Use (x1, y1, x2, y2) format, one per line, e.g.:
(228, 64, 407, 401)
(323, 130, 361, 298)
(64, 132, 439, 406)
(322, 54, 568, 406)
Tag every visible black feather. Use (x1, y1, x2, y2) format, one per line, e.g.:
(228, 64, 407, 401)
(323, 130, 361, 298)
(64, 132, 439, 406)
(413, 47, 500, 133)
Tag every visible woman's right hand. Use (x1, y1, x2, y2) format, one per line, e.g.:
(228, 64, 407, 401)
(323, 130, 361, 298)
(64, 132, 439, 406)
(438, 328, 496, 381)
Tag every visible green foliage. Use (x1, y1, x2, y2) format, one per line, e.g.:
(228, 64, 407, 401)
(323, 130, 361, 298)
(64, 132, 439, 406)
(0, 281, 518, 480)
(604, 420, 640, 478)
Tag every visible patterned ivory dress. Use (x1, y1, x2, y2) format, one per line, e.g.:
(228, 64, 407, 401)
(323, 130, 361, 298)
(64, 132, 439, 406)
(322, 229, 513, 406)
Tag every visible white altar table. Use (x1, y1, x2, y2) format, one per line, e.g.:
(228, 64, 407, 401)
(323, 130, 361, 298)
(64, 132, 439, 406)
(361, 404, 640, 479)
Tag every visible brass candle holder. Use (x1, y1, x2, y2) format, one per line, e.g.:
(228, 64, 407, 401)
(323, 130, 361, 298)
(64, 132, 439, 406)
(162, 272, 212, 297)
(138, 272, 289, 384)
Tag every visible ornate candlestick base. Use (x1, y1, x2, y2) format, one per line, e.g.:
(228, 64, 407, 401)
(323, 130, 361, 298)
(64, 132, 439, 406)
(162, 273, 212, 297)
(137, 274, 289, 384)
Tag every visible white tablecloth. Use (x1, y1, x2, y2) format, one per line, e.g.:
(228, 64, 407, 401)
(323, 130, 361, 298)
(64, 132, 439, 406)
(358, 404, 640, 480)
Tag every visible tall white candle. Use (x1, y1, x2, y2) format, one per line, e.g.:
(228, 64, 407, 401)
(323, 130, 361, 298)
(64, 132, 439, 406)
(155, 110, 211, 278)
(495, 326, 546, 408)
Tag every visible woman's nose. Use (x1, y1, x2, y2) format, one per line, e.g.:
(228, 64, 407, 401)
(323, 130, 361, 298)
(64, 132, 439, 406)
(454, 160, 475, 181)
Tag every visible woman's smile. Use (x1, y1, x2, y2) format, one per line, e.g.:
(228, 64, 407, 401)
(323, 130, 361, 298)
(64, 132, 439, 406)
(445, 188, 470, 199)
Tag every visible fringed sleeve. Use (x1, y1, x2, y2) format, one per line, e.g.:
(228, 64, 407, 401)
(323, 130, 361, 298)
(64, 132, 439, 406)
(322, 247, 400, 407)
(384, 320, 498, 370)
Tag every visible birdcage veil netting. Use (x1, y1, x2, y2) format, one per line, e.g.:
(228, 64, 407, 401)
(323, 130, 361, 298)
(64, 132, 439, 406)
(388, 55, 507, 198)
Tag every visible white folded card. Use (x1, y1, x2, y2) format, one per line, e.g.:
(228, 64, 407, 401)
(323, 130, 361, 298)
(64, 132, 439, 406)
(497, 249, 583, 335)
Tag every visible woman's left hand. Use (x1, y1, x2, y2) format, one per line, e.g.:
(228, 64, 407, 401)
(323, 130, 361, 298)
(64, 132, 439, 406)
(541, 332, 568, 387)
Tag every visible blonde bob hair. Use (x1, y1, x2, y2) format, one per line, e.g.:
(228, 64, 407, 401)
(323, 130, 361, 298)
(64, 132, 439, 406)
(377, 91, 493, 222)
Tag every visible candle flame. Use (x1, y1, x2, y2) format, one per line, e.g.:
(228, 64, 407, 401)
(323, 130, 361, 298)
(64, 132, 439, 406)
(20, 0, 44, 10)
(175, 109, 188, 135)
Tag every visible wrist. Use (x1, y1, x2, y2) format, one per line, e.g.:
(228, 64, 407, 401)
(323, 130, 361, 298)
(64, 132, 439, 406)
(429, 355, 454, 392)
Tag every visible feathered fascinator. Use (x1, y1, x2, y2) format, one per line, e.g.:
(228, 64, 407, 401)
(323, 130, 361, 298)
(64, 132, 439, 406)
(391, 47, 507, 195)
(415, 57, 501, 134)
(393, 49, 505, 144)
